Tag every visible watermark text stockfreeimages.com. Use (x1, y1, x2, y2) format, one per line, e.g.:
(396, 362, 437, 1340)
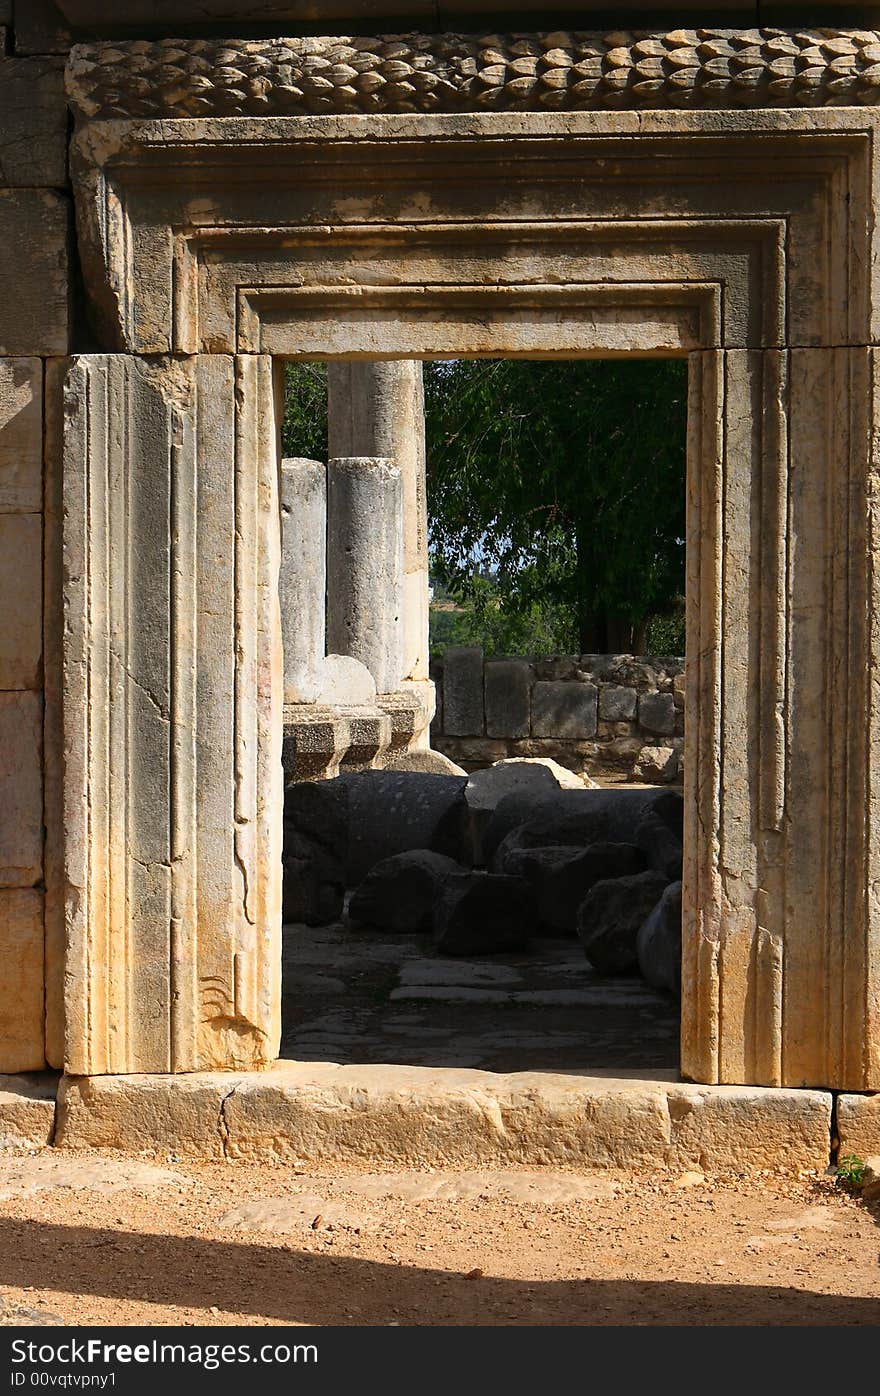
(10, 1339, 316, 1377)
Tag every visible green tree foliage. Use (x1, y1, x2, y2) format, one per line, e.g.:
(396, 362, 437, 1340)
(429, 576, 577, 658)
(281, 361, 327, 462)
(281, 358, 688, 656)
(424, 359, 687, 653)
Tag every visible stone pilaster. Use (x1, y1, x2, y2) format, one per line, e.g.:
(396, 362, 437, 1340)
(61, 353, 282, 1074)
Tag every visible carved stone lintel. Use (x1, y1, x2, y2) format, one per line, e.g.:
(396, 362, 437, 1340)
(67, 30, 880, 122)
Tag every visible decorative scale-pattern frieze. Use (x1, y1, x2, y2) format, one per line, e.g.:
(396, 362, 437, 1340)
(67, 29, 880, 120)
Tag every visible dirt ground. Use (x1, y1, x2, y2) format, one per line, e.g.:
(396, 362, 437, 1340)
(0, 1150, 878, 1326)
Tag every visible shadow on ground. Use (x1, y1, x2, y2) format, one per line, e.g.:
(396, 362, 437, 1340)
(1, 1218, 877, 1325)
(281, 922, 679, 1074)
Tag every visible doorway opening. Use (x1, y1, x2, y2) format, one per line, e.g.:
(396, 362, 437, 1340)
(278, 355, 687, 1076)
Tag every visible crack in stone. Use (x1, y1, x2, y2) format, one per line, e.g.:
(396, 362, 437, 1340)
(110, 650, 170, 724)
(233, 835, 255, 927)
(217, 1083, 238, 1160)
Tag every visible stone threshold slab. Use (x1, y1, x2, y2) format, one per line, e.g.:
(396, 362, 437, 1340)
(54, 1064, 833, 1173)
(0, 1073, 57, 1150)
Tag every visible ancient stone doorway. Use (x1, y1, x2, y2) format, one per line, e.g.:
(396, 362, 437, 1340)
(57, 78, 880, 1089)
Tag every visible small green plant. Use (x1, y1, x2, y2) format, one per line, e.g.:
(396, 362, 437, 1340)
(835, 1153, 867, 1192)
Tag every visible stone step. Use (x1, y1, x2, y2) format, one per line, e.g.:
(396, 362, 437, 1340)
(55, 1065, 833, 1173)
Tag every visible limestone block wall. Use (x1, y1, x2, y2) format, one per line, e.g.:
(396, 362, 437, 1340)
(0, 0, 72, 1071)
(431, 648, 685, 784)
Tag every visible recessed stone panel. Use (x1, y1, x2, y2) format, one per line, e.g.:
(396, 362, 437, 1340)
(0, 359, 42, 512)
(0, 514, 41, 689)
(0, 691, 41, 886)
(0, 57, 66, 187)
(0, 191, 68, 355)
(0, 889, 44, 1073)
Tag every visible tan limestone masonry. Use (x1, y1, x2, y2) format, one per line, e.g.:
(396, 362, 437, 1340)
(6, 25, 880, 1145)
(54, 1067, 834, 1173)
(835, 1094, 880, 1161)
(0, 1074, 56, 1150)
(54, 90, 880, 1093)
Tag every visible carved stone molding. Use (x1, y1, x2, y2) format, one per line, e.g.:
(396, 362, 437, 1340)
(67, 29, 880, 121)
(68, 112, 873, 355)
(58, 97, 880, 1087)
(61, 353, 283, 1074)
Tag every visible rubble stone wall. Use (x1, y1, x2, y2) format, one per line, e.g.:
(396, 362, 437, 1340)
(431, 648, 685, 784)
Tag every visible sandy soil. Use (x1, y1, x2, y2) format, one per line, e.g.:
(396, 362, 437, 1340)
(0, 1151, 878, 1326)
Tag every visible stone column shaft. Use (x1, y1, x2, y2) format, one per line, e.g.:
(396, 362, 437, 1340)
(327, 361, 428, 681)
(279, 456, 326, 704)
(326, 455, 404, 695)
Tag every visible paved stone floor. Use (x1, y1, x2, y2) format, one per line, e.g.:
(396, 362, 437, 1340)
(281, 920, 679, 1073)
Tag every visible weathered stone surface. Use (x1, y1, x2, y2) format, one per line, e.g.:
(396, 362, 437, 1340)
(0, 1074, 55, 1149)
(349, 849, 464, 935)
(0, 359, 41, 513)
(332, 770, 469, 885)
(0, 1154, 185, 1197)
(326, 456, 404, 695)
(384, 749, 467, 777)
(282, 779, 346, 925)
(466, 757, 583, 811)
(836, 1095, 880, 1162)
(339, 708, 392, 772)
(282, 708, 349, 783)
(330, 1169, 618, 1205)
(279, 457, 325, 704)
(485, 659, 531, 738)
(599, 684, 638, 721)
(532, 680, 598, 739)
(0, 692, 41, 885)
(11, 0, 70, 54)
(327, 361, 428, 682)
(442, 647, 484, 736)
(485, 787, 669, 869)
(0, 514, 41, 689)
(577, 870, 669, 975)
(0, 56, 66, 186)
(635, 745, 679, 783)
(0, 191, 68, 355)
(61, 355, 282, 1074)
(56, 1074, 231, 1160)
(638, 691, 676, 737)
(433, 872, 534, 955)
(0, 891, 44, 1072)
(637, 879, 683, 995)
(282, 830, 344, 927)
(501, 844, 586, 921)
(55, 1067, 833, 1173)
(538, 842, 649, 935)
(283, 779, 347, 856)
(314, 654, 376, 707)
(634, 793, 684, 881)
(465, 756, 584, 862)
(67, 29, 880, 122)
(49, 91, 880, 1093)
(382, 682, 434, 751)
